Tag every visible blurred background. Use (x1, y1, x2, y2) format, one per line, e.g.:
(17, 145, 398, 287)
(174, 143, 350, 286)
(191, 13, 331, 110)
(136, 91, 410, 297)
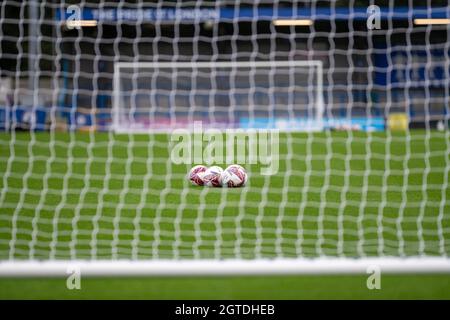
(0, 0, 449, 132)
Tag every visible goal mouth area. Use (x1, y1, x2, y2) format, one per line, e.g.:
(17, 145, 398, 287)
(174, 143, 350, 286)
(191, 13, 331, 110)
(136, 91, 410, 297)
(1, 257, 449, 277)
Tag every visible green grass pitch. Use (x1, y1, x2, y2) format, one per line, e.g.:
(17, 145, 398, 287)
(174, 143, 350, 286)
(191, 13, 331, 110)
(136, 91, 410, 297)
(0, 130, 449, 299)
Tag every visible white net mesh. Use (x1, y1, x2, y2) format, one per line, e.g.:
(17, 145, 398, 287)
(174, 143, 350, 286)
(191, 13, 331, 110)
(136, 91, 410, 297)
(0, 1, 449, 272)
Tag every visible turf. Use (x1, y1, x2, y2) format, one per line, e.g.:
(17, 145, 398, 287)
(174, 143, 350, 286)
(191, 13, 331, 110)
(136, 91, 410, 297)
(0, 130, 449, 299)
(1, 274, 450, 299)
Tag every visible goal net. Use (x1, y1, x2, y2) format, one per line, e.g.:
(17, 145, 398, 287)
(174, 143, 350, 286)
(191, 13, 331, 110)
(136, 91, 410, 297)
(0, 1, 449, 276)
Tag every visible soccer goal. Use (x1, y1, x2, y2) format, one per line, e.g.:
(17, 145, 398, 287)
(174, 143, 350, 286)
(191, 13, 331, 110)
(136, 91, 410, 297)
(112, 61, 325, 133)
(0, 1, 450, 277)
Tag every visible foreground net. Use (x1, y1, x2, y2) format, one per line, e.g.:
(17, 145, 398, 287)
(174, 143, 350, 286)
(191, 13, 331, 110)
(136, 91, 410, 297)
(0, 1, 449, 275)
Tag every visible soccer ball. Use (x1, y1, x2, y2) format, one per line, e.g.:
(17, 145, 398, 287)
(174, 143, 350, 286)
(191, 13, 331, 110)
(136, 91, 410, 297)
(202, 165, 223, 187)
(221, 164, 248, 188)
(188, 165, 208, 186)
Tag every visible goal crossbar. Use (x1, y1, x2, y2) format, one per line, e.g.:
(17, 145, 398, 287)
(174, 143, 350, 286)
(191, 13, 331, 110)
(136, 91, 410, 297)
(1, 258, 449, 277)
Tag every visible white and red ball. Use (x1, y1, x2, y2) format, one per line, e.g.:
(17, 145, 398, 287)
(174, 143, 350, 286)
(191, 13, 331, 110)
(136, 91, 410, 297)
(201, 165, 223, 187)
(188, 165, 208, 186)
(221, 164, 248, 188)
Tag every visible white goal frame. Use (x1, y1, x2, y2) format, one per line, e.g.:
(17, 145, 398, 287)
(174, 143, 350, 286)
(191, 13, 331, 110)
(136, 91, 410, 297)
(112, 60, 325, 133)
(0, 258, 450, 276)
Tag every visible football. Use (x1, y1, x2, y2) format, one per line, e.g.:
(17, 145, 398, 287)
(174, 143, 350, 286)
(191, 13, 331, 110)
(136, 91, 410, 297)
(221, 164, 248, 188)
(188, 165, 208, 186)
(202, 165, 224, 187)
